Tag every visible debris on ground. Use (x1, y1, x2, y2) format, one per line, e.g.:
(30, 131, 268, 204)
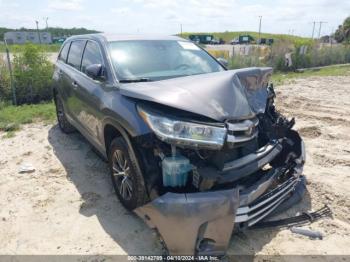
(18, 162, 35, 173)
(290, 227, 323, 240)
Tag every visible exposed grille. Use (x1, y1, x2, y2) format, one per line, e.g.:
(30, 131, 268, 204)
(235, 176, 300, 226)
(226, 117, 259, 144)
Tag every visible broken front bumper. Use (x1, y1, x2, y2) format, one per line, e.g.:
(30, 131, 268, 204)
(135, 189, 240, 256)
(135, 138, 306, 256)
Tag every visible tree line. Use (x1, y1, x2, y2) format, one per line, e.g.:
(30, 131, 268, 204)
(334, 17, 350, 43)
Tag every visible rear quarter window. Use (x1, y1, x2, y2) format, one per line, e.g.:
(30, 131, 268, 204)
(67, 40, 86, 70)
(58, 42, 70, 62)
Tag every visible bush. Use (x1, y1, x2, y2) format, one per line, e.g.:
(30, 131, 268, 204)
(12, 43, 54, 104)
(0, 56, 11, 102)
(229, 45, 269, 69)
(290, 44, 350, 70)
(207, 50, 230, 59)
(268, 39, 295, 71)
(227, 39, 350, 72)
(226, 40, 298, 70)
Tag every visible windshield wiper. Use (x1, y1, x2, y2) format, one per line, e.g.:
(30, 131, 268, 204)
(119, 78, 151, 83)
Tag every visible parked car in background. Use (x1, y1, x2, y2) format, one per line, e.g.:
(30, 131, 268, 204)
(210, 38, 225, 45)
(257, 38, 274, 45)
(188, 34, 214, 44)
(210, 38, 220, 45)
(230, 37, 240, 45)
(230, 34, 255, 44)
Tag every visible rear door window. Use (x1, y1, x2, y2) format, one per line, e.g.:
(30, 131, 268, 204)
(58, 42, 70, 62)
(67, 40, 86, 70)
(81, 41, 104, 74)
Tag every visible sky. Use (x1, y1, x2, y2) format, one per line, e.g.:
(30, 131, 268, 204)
(0, 0, 348, 37)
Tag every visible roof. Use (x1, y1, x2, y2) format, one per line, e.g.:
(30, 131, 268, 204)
(66, 33, 187, 42)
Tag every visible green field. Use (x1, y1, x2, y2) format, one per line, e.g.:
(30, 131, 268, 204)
(272, 64, 350, 85)
(180, 31, 313, 45)
(0, 102, 56, 137)
(0, 43, 61, 53)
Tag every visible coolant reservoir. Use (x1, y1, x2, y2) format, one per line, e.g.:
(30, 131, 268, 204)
(162, 155, 192, 187)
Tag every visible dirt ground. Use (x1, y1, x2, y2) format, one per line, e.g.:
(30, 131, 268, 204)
(1, 76, 350, 258)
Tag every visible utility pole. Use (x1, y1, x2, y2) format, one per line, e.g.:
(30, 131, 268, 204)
(330, 27, 334, 47)
(311, 21, 316, 39)
(43, 17, 49, 30)
(35, 20, 42, 44)
(318, 21, 327, 38)
(180, 23, 183, 37)
(258, 16, 262, 44)
(4, 39, 16, 106)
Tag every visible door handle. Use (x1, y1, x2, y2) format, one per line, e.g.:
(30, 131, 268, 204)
(72, 81, 78, 89)
(56, 70, 63, 78)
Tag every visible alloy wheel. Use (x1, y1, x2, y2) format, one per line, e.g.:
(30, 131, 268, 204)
(112, 150, 133, 201)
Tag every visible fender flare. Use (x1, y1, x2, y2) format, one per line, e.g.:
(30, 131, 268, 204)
(102, 118, 150, 201)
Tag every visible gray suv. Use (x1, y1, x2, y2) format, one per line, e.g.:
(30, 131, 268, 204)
(53, 34, 306, 255)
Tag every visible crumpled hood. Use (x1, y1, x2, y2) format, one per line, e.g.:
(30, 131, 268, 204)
(119, 67, 273, 121)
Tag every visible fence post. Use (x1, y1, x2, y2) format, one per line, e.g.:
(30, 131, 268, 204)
(4, 39, 17, 106)
(231, 45, 234, 67)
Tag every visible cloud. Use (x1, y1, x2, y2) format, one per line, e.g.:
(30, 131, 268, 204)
(111, 7, 130, 14)
(0, 0, 348, 36)
(0, 1, 20, 8)
(129, 0, 178, 9)
(165, 13, 178, 21)
(48, 0, 83, 11)
(189, 0, 235, 10)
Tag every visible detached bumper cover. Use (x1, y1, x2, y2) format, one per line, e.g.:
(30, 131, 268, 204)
(135, 189, 240, 256)
(135, 139, 306, 256)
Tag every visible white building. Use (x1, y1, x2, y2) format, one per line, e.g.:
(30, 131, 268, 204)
(4, 31, 52, 44)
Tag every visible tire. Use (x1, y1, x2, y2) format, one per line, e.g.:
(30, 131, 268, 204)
(55, 95, 76, 133)
(108, 137, 148, 210)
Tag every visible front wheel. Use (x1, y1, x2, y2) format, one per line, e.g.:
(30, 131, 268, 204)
(108, 137, 148, 210)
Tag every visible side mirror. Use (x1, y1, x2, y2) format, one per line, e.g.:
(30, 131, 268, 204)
(86, 64, 105, 80)
(217, 57, 228, 68)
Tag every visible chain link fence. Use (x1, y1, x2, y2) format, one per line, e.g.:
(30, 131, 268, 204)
(0, 43, 54, 106)
(207, 40, 350, 71)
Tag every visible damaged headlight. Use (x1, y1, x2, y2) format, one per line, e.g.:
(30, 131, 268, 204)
(138, 106, 227, 149)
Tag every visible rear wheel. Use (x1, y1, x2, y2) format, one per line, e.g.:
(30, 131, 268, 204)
(55, 95, 75, 133)
(109, 137, 148, 210)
